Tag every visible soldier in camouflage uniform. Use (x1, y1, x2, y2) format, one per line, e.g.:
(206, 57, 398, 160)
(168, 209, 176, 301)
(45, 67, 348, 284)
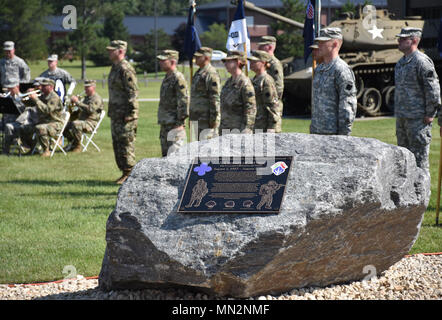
(219, 51, 256, 135)
(395, 27, 441, 173)
(258, 36, 284, 132)
(190, 47, 221, 141)
(310, 28, 357, 136)
(0, 41, 30, 89)
(106, 40, 139, 184)
(65, 80, 103, 152)
(157, 50, 189, 157)
(248, 50, 280, 133)
(28, 78, 64, 157)
(39, 54, 76, 98)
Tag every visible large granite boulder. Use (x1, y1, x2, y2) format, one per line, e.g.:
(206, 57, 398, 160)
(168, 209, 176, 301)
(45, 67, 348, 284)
(99, 133, 430, 298)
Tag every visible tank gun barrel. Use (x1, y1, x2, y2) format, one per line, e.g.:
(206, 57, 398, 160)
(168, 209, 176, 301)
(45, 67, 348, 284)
(231, 0, 304, 29)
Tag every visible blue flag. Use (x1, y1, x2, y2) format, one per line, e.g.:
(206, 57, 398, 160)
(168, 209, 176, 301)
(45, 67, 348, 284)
(184, 2, 202, 61)
(303, 0, 315, 64)
(226, 0, 250, 56)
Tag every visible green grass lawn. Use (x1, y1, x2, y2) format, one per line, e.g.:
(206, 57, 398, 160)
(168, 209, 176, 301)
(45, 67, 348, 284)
(0, 61, 441, 284)
(27, 59, 234, 100)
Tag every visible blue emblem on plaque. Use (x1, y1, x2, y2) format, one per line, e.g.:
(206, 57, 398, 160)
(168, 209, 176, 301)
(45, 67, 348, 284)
(194, 163, 212, 176)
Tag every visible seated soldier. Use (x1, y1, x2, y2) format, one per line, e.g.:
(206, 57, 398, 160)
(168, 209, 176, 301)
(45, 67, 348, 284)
(3, 82, 40, 154)
(65, 80, 103, 152)
(28, 78, 64, 157)
(0, 81, 25, 131)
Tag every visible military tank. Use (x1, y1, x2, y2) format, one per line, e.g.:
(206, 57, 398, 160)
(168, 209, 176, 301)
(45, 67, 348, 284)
(242, 1, 441, 116)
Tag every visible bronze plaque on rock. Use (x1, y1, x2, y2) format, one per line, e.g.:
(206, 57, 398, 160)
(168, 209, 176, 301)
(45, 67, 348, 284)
(178, 156, 292, 214)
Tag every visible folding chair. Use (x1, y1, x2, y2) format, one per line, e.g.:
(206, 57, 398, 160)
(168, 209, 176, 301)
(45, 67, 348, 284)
(81, 110, 105, 152)
(50, 111, 70, 157)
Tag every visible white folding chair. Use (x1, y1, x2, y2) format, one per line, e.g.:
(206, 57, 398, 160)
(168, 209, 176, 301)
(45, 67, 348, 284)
(50, 111, 70, 157)
(81, 110, 105, 152)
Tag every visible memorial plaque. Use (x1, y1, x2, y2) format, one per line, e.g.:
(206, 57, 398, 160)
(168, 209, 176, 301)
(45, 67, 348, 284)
(178, 156, 293, 213)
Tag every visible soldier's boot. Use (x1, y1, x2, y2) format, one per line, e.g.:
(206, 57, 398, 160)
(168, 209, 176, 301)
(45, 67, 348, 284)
(116, 168, 132, 185)
(41, 149, 51, 157)
(71, 143, 82, 153)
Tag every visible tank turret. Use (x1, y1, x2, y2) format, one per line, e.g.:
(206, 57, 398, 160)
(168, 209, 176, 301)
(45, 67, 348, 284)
(239, 0, 441, 116)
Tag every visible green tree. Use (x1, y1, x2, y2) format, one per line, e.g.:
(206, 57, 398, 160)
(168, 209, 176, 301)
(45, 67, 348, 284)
(89, 2, 130, 66)
(0, 0, 53, 60)
(171, 23, 188, 62)
(133, 29, 172, 73)
(59, 0, 105, 79)
(271, 0, 305, 60)
(199, 23, 228, 52)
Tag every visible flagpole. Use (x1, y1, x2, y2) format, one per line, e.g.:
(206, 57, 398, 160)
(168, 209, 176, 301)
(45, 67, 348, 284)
(244, 41, 248, 76)
(189, 0, 196, 142)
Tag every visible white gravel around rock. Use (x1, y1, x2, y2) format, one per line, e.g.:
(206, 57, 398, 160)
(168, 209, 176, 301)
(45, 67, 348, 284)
(1, 254, 441, 300)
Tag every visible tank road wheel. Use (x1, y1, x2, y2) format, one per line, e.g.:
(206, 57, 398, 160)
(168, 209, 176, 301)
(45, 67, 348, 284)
(379, 73, 392, 84)
(355, 74, 364, 99)
(361, 88, 382, 116)
(383, 86, 395, 113)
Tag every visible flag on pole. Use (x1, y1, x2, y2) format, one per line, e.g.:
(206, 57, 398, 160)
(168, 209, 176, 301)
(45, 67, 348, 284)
(184, 0, 202, 61)
(303, 0, 315, 64)
(226, 0, 250, 57)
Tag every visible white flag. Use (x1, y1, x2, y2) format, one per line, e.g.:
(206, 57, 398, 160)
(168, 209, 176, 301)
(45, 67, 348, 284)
(226, 0, 250, 56)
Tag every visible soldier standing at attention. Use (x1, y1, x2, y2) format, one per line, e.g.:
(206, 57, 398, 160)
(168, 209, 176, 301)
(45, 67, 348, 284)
(190, 47, 221, 141)
(106, 40, 139, 185)
(248, 50, 280, 133)
(258, 36, 284, 132)
(395, 27, 441, 174)
(157, 50, 189, 157)
(310, 27, 357, 136)
(0, 41, 30, 89)
(28, 79, 64, 157)
(39, 54, 76, 99)
(219, 51, 256, 135)
(65, 80, 103, 153)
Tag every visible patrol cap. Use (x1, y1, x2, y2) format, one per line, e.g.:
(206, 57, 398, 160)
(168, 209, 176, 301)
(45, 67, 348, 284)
(396, 27, 422, 38)
(247, 50, 271, 62)
(156, 49, 179, 61)
(221, 50, 247, 63)
(3, 41, 14, 51)
(84, 79, 96, 87)
(315, 27, 343, 41)
(33, 77, 45, 86)
(40, 78, 55, 86)
(47, 54, 58, 61)
(258, 35, 277, 46)
(194, 47, 213, 57)
(106, 40, 127, 51)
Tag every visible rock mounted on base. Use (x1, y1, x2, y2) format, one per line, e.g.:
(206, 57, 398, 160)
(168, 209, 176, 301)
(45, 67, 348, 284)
(99, 133, 430, 298)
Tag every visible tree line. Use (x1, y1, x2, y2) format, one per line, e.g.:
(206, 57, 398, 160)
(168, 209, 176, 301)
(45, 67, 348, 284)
(0, 0, 310, 78)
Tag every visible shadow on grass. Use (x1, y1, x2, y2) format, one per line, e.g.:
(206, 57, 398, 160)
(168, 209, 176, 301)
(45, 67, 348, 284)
(72, 204, 115, 211)
(8, 179, 118, 187)
(19, 191, 117, 198)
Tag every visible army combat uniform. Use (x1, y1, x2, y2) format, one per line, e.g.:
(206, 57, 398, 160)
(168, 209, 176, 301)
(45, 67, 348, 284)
(310, 28, 357, 135)
(248, 50, 280, 132)
(190, 47, 221, 141)
(107, 40, 139, 175)
(0, 41, 30, 89)
(40, 55, 76, 97)
(157, 50, 189, 157)
(258, 36, 284, 132)
(65, 80, 103, 150)
(33, 80, 64, 152)
(220, 51, 256, 134)
(394, 28, 441, 172)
